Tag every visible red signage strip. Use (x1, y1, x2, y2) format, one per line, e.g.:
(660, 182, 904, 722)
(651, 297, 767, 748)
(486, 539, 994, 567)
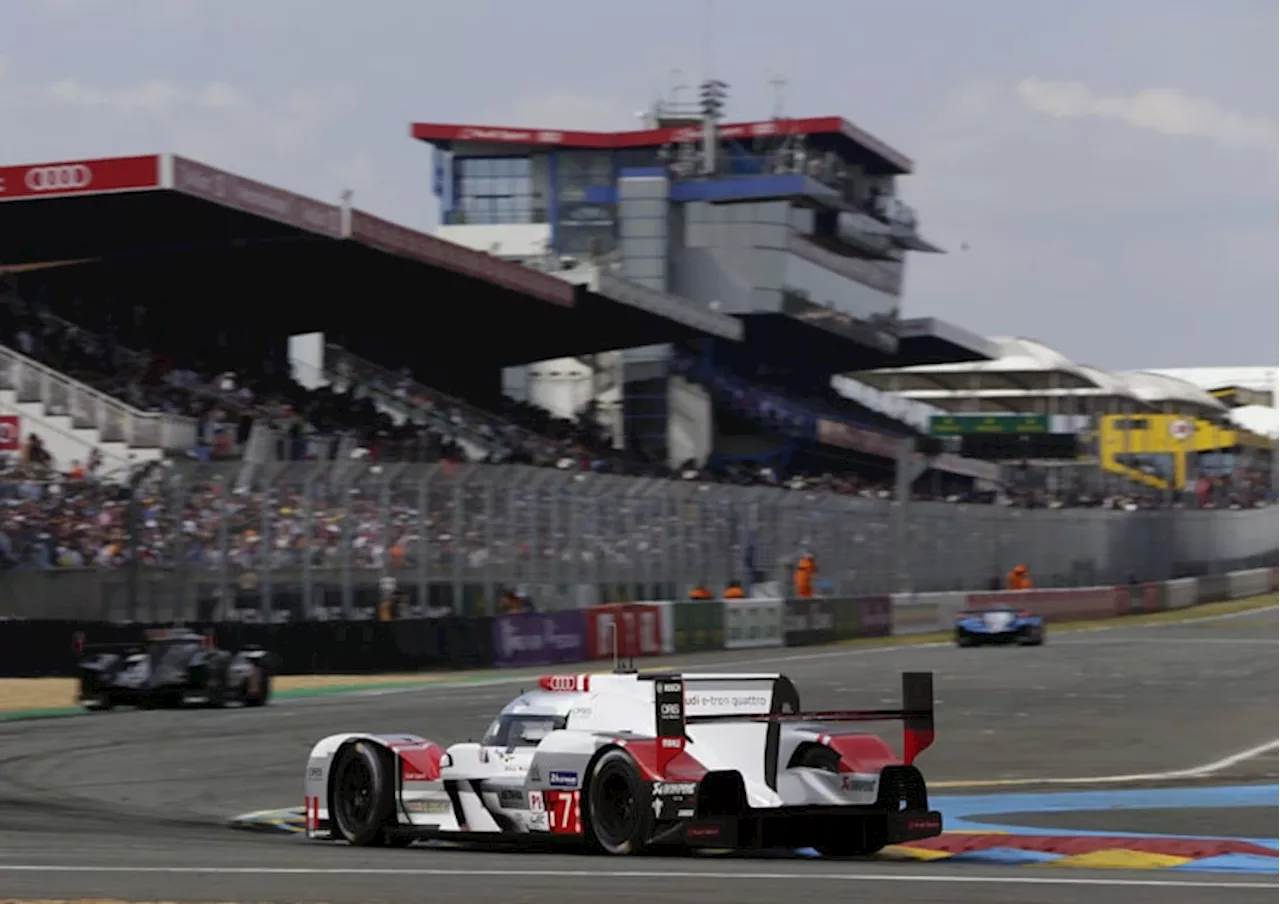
(412, 117, 913, 172)
(0, 415, 19, 451)
(0, 155, 160, 201)
(170, 156, 342, 238)
(583, 603, 663, 660)
(348, 210, 575, 308)
(816, 418, 906, 460)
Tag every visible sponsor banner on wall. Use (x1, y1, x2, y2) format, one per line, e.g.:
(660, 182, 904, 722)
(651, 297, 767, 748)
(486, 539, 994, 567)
(491, 611, 587, 668)
(583, 604, 663, 660)
(1194, 574, 1229, 605)
(889, 594, 949, 634)
(964, 587, 1119, 623)
(782, 598, 836, 647)
(672, 601, 725, 653)
(724, 599, 784, 649)
(0, 415, 19, 451)
(855, 595, 893, 637)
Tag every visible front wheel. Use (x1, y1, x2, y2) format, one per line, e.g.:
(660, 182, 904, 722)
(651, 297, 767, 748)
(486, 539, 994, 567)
(584, 748, 654, 855)
(330, 742, 395, 846)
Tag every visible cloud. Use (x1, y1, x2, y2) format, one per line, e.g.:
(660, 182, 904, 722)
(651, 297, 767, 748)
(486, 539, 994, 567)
(46, 77, 185, 115)
(1016, 78, 1276, 151)
(896, 77, 1277, 368)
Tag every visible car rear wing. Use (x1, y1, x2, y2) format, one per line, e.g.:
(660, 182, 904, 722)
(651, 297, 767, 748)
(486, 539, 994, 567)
(654, 671, 936, 769)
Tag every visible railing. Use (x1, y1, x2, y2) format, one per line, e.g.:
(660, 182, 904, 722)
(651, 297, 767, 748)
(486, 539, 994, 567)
(323, 343, 562, 462)
(1, 459, 1274, 621)
(36, 308, 265, 424)
(0, 345, 197, 451)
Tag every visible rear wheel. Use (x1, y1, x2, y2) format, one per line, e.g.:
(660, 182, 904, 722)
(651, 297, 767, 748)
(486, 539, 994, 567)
(330, 742, 395, 846)
(584, 749, 653, 855)
(79, 674, 114, 710)
(242, 664, 272, 707)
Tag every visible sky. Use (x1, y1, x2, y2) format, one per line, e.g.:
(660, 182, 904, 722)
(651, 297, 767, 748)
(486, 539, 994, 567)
(0, 0, 1276, 370)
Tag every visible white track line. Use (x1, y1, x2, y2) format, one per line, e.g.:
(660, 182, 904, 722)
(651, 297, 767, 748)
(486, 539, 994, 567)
(0, 864, 1271, 889)
(933, 738, 1280, 789)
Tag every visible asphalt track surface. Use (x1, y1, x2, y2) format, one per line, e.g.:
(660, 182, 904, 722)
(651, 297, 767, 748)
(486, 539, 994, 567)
(0, 606, 1276, 903)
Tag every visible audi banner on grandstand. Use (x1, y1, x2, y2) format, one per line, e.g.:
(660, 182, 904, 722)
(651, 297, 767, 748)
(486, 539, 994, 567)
(491, 611, 587, 668)
(0, 155, 160, 201)
(0, 415, 19, 452)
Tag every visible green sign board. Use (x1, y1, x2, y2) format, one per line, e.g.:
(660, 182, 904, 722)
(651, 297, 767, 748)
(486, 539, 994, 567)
(929, 415, 1051, 436)
(673, 600, 725, 653)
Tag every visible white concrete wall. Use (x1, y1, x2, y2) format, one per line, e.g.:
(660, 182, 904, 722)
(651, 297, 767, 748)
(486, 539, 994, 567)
(667, 374, 712, 466)
(0, 392, 151, 473)
(435, 223, 552, 259)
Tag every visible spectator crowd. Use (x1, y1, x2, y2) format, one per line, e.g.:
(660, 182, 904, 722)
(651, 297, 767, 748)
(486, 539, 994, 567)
(0, 276, 1273, 576)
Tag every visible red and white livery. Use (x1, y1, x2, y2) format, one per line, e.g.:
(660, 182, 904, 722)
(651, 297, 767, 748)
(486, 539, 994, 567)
(302, 670, 942, 856)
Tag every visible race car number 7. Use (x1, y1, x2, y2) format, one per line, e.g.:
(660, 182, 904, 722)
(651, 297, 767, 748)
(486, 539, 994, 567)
(545, 791, 581, 834)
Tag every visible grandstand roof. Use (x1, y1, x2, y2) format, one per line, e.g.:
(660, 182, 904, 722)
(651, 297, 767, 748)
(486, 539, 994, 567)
(1115, 371, 1230, 416)
(853, 335, 1096, 392)
(0, 153, 741, 370)
(1144, 367, 1277, 409)
(411, 116, 914, 175)
(847, 336, 1246, 419)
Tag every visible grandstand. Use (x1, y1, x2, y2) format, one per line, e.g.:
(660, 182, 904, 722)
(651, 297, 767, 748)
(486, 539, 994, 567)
(0, 90, 1274, 618)
(850, 339, 1278, 505)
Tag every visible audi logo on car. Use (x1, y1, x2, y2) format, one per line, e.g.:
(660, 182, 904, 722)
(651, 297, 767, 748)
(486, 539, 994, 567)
(24, 164, 93, 192)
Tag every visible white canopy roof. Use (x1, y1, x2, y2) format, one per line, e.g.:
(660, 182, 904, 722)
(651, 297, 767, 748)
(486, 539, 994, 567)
(850, 336, 1243, 418)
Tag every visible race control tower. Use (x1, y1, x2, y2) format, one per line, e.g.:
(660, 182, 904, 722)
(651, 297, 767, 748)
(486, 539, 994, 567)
(411, 80, 993, 466)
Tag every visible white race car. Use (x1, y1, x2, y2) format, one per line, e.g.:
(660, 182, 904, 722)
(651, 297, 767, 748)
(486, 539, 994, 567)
(302, 669, 942, 857)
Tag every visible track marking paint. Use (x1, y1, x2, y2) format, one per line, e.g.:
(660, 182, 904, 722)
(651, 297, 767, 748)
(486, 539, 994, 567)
(933, 738, 1280, 789)
(0, 863, 1272, 890)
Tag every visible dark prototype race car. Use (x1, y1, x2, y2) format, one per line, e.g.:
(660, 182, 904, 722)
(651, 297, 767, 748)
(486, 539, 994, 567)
(75, 628, 275, 710)
(954, 606, 1046, 647)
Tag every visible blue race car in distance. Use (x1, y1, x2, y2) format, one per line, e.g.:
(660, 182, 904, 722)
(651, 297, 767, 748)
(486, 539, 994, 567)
(954, 605, 1046, 647)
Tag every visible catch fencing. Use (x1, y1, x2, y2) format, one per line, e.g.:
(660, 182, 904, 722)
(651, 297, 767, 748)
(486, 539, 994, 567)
(1, 460, 1276, 621)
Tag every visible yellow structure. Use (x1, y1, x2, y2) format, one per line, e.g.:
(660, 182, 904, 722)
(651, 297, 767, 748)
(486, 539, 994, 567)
(1097, 413, 1274, 490)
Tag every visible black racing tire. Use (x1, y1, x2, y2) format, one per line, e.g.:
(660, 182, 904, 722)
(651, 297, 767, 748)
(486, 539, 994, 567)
(584, 748, 654, 855)
(194, 659, 227, 708)
(79, 675, 114, 711)
(242, 663, 272, 707)
(330, 741, 396, 846)
(955, 635, 973, 648)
